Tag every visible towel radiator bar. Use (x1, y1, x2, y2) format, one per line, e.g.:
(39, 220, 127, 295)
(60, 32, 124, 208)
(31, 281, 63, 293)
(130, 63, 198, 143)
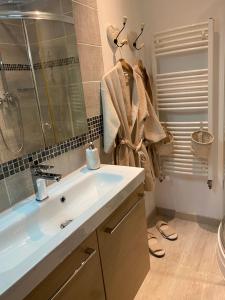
(153, 19, 214, 189)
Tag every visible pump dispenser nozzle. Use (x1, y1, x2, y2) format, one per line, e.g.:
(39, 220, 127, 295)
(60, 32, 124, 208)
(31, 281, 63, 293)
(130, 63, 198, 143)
(88, 142, 95, 150)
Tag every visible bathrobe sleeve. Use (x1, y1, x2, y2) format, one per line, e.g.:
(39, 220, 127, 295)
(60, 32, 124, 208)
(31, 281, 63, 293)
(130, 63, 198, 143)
(101, 79, 120, 153)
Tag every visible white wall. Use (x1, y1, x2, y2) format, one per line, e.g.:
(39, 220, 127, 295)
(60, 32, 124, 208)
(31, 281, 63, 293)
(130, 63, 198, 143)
(142, 0, 225, 219)
(97, 0, 149, 73)
(97, 0, 225, 220)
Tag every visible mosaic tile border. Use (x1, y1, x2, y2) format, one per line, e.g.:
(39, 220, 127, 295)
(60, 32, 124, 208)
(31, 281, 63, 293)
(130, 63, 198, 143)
(0, 115, 103, 180)
(33, 57, 79, 70)
(0, 63, 30, 71)
(0, 57, 79, 71)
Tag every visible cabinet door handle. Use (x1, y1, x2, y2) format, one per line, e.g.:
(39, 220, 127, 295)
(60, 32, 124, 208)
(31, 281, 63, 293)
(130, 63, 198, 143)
(105, 197, 143, 235)
(50, 248, 96, 300)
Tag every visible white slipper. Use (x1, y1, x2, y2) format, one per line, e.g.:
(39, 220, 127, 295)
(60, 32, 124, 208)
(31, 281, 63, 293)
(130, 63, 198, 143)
(156, 220, 178, 241)
(147, 231, 165, 258)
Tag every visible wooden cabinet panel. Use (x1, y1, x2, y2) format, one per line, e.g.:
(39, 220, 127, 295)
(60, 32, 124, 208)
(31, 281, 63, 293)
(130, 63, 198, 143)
(25, 232, 105, 300)
(24, 184, 149, 300)
(97, 185, 150, 300)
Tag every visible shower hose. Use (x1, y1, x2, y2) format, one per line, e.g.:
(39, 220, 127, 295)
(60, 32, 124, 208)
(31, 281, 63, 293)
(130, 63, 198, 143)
(0, 93, 24, 154)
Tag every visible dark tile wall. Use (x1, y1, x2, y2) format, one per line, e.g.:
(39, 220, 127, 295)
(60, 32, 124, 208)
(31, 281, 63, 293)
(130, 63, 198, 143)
(0, 0, 108, 213)
(0, 115, 103, 180)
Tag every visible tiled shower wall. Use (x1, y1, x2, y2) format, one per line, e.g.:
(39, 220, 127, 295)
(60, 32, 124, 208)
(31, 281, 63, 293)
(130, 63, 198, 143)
(0, 0, 109, 212)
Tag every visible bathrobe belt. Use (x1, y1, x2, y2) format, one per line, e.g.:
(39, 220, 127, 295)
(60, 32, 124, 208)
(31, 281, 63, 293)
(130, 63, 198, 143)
(120, 138, 147, 165)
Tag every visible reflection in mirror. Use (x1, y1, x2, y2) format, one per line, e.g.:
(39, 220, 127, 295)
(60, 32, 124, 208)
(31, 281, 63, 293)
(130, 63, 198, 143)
(0, 54, 25, 155)
(0, 0, 88, 163)
(26, 19, 88, 145)
(0, 18, 45, 163)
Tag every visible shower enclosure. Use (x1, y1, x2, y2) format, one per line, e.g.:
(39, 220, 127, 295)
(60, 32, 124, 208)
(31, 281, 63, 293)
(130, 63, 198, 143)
(0, 0, 87, 163)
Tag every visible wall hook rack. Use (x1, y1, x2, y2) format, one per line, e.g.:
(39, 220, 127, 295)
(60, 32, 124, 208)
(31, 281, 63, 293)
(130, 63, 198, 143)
(133, 23, 145, 50)
(107, 16, 128, 48)
(114, 16, 128, 47)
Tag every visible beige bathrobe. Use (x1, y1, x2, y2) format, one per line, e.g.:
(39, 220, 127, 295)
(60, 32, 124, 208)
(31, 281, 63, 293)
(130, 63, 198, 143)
(101, 61, 165, 191)
(134, 63, 162, 178)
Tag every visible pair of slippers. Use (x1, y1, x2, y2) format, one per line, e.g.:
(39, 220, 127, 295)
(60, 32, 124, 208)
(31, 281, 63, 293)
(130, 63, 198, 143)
(147, 220, 178, 258)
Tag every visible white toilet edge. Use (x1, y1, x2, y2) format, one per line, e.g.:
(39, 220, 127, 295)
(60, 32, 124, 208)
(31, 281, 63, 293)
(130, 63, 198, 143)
(217, 223, 225, 279)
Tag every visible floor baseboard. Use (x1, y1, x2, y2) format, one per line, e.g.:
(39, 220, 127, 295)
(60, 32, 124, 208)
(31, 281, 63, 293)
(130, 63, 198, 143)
(156, 207, 221, 227)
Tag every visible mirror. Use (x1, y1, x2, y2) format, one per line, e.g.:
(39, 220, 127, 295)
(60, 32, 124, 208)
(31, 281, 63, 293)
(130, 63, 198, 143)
(0, 0, 88, 163)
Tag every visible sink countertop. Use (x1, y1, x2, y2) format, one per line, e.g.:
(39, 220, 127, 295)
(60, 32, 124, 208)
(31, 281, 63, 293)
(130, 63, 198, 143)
(0, 164, 144, 300)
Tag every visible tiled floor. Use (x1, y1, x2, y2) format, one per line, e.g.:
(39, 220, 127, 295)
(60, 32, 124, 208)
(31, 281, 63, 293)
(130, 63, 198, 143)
(135, 218, 225, 300)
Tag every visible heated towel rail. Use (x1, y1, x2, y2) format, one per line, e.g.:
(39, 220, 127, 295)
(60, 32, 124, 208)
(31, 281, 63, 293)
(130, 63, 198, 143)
(153, 19, 214, 188)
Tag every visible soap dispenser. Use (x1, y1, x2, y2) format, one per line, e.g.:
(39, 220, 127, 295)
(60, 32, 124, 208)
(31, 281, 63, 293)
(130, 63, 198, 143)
(86, 142, 100, 170)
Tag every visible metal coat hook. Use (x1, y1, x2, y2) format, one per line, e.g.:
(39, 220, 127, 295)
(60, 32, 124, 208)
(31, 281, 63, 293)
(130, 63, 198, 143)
(133, 23, 145, 50)
(114, 16, 128, 47)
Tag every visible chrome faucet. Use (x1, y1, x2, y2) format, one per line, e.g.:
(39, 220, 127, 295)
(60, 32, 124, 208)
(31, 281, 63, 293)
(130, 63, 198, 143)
(31, 164, 62, 201)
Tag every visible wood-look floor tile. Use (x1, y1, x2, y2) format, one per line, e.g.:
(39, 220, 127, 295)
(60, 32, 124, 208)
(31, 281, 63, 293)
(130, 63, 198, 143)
(135, 218, 225, 300)
(169, 265, 206, 300)
(202, 273, 225, 299)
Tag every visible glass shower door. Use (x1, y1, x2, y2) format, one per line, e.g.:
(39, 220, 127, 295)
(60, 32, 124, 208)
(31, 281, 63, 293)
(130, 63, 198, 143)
(0, 18, 45, 163)
(24, 17, 87, 146)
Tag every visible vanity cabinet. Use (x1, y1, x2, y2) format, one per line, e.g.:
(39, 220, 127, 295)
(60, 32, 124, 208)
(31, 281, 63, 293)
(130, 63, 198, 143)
(24, 184, 149, 300)
(24, 232, 105, 300)
(97, 184, 150, 300)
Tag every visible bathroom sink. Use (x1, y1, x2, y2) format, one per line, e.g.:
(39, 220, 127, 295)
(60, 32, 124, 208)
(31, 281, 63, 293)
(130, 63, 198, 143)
(0, 169, 123, 273)
(0, 164, 144, 299)
(39, 171, 124, 235)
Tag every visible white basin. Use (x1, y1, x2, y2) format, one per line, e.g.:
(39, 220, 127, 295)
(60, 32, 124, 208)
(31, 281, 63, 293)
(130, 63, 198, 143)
(0, 164, 144, 299)
(0, 169, 123, 273)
